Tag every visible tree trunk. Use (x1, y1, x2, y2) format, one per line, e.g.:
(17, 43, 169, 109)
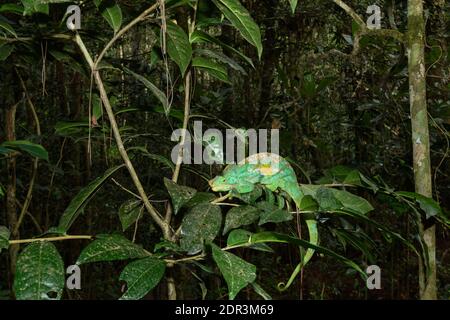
(407, 0, 437, 300)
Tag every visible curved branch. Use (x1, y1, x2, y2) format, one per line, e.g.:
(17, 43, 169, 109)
(94, 3, 159, 70)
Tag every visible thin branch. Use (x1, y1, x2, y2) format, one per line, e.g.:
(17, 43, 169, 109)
(94, 3, 159, 70)
(331, 0, 405, 45)
(9, 235, 93, 245)
(13, 71, 41, 235)
(74, 33, 172, 239)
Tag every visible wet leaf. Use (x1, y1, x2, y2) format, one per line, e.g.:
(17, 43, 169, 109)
(211, 243, 256, 300)
(119, 257, 166, 300)
(77, 234, 149, 264)
(223, 205, 259, 235)
(180, 203, 222, 254)
(14, 242, 65, 300)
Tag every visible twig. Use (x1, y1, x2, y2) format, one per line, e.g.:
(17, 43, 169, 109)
(94, 3, 159, 70)
(13, 71, 41, 235)
(74, 33, 172, 240)
(9, 235, 93, 245)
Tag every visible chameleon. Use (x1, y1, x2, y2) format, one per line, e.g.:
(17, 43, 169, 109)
(208, 152, 318, 291)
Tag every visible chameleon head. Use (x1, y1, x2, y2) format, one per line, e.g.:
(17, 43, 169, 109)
(208, 175, 234, 192)
(208, 165, 244, 192)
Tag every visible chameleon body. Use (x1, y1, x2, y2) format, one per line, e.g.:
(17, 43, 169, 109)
(209, 152, 318, 291)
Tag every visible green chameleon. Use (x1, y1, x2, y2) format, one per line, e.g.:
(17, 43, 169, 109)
(209, 152, 318, 291)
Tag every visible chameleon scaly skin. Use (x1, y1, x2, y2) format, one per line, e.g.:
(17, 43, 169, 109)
(209, 152, 318, 291)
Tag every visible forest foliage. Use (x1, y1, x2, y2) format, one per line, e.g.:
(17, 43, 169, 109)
(0, 0, 449, 300)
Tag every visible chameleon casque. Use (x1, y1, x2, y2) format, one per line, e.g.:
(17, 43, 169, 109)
(209, 152, 318, 291)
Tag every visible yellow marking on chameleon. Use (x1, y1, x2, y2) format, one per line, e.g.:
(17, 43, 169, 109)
(257, 164, 274, 176)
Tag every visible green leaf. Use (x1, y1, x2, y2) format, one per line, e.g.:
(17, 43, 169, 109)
(314, 186, 343, 211)
(232, 231, 366, 278)
(185, 192, 217, 208)
(164, 178, 197, 215)
(257, 201, 292, 225)
(0, 17, 17, 37)
(227, 229, 273, 252)
(1, 140, 48, 160)
(123, 67, 169, 114)
(288, 0, 298, 14)
(298, 195, 319, 211)
(192, 56, 230, 83)
(14, 242, 65, 300)
(0, 226, 10, 253)
(0, 44, 13, 61)
(180, 203, 222, 254)
(332, 189, 374, 214)
(332, 228, 376, 263)
(119, 257, 166, 300)
(396, 191, 444, 219)
(94, 0, 122, 33)
(77, 234, 149, 264)
(56, 165, 125, 233)
(212, 0, 262, 59)
(190, 30, 254, 68)
(21, 0, 48, 15)
(223, 205, 259, 235)
(119, 199, 143, 232)
(0, 4, 24, 15)
(36, 0, 73, 3)
(195, 48, 247, 74)
(130, 147, 175, 171)
(251, 282, 272, 300)
(211, 243, 256, 300)
(231, 185, 263, 204)
(165, 21, 192, 76)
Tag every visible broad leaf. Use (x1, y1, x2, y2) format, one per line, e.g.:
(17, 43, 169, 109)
(315, 187, 342, 211)
(231, 185, 263, 204)
(118, 199, 143, 231)
(165, 21, 192, 76)
(0, 4, 24, 15)
(56, 165, 124, 233)
(192, 56, 230, 83)
(164, 178, 197, 215)
(212, 0, 262, 58)
(0, 17, 16, 37)
(94, 0, 122, 33)
(190, 30, 254, 67)
(0, 226, 10, 253)
(257, 201, 292, 225)
(14, 242, 65, 300)
(1, 140, 48, 161)
(298, 195, 319, 211)
(223, 205, 259, 235)
(332, 189, 373, 214)
(21, 0, 49, 15)
(119, 257, 166, 300)
(230, 231, 367, 278)
(396, 191, 444, 219)
(211, 243, 256, 300)
(77, 234, 149, 264)
(180, 203, 222, 254)
(185, 192, 216, 208)
(123, 67, 169, 114)
(195, 48, 247, 74)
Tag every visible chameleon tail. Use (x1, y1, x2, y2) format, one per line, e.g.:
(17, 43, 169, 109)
(277, 190, 318, 292)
